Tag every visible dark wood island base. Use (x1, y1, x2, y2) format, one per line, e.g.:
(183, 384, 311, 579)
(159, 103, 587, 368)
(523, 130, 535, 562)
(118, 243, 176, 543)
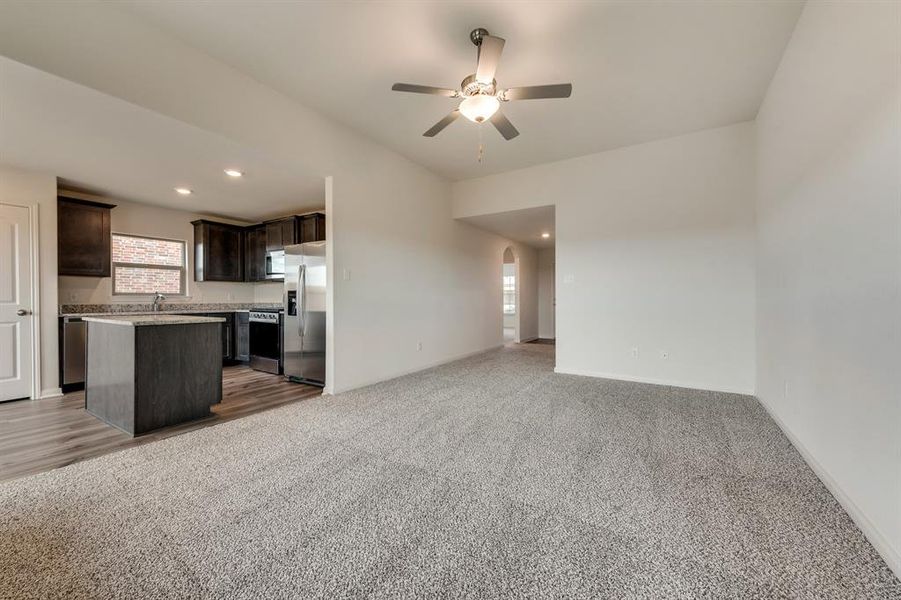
(84, 315, 225, 435)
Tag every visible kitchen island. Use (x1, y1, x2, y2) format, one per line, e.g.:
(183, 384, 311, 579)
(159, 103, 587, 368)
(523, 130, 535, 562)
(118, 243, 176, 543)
(83, 314, 225, 435)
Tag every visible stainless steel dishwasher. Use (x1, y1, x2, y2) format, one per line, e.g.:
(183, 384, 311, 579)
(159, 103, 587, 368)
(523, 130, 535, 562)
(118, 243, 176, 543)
(60, 316, 87, 392)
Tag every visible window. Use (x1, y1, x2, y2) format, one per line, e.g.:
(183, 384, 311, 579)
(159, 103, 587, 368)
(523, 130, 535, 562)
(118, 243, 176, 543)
(112, 233, 187, 295)
(503, 275, 516, 314)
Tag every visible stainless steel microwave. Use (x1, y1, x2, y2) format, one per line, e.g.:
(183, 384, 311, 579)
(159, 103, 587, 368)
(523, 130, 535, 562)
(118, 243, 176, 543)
(265, 250, 285, 279)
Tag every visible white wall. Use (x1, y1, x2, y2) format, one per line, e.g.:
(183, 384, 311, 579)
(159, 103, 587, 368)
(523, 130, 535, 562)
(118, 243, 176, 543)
(454, 123, 757, 394)
(755, 0, 901, 576)
(0, 2, 515, 394)
(0, 165, 59, 397)
(538, 248, 555, 339)
(253, 282, 283, 305)
(58, 193, 260, 306)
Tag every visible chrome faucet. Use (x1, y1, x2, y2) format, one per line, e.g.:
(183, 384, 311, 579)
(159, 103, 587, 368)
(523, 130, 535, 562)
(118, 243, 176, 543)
(152, 292, 166, 312)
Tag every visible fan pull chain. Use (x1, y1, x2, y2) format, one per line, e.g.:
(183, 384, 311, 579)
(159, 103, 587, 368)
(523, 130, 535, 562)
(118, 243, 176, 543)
(477, 123, 485, 164)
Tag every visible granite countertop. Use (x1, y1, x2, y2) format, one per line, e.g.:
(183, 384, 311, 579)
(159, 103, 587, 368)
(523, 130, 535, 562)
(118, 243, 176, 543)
(63, 309, 251, 317)
(82, 315, 227, 327)
(59, 302, 280, 317)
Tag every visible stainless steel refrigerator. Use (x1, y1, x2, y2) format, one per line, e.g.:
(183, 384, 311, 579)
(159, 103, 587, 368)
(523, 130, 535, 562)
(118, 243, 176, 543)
(283, 241, 326, 387)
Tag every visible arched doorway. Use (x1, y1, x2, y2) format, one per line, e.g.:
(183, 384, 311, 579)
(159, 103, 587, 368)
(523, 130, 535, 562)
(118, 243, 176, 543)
(502, 246, 519, 343)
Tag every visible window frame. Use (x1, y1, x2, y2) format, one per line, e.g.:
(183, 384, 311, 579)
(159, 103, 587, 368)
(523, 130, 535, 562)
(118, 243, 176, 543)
(110, 232, 188, 297)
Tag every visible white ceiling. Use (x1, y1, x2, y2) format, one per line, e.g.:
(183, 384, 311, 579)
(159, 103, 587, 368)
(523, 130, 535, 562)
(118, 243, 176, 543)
(461, 205, 555, 249)
(0, 57, 324, 222)
(122, 0, 803, 181)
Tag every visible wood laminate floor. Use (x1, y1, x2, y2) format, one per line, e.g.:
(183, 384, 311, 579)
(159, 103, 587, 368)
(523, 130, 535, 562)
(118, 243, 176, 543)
(0, 365, 322, 483)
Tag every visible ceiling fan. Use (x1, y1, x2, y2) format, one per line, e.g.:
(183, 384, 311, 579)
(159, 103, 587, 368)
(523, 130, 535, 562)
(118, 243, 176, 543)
(391, 28, 573, 141)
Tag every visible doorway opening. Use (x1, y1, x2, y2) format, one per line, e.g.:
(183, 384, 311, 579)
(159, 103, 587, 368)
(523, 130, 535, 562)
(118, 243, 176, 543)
(503, 246, 518, 343)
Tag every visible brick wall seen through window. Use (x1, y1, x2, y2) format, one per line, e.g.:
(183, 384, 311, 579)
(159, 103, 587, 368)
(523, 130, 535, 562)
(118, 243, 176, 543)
(112, 234, 186, 295)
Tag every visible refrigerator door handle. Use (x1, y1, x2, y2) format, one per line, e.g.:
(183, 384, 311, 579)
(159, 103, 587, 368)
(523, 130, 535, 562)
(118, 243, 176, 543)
(298, 264, 306, 337)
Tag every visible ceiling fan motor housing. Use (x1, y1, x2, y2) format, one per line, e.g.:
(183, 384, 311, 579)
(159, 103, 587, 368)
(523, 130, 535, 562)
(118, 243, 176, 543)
(461, 74, 496, 97)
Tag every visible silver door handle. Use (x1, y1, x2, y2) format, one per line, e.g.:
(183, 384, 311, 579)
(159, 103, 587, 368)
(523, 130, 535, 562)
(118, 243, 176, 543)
(16, 309, 31, 316)
(298, 265, 306, 336)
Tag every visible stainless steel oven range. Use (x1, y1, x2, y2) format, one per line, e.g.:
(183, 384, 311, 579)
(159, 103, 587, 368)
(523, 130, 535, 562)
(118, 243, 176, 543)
(249, 309, 283, 374)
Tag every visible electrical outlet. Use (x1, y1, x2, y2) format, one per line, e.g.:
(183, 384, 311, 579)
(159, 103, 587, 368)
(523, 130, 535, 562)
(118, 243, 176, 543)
(631, 347, 639, 358)
(417, 341, 423, 351)
(342, 268, 351, 281)
(660, 350, 669, 359)
(563, 274, 575, 284)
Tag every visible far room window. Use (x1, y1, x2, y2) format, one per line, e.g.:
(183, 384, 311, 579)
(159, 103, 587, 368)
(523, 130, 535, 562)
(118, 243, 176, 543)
(503, 275, 516, 314)
(111, 233, 187, 295)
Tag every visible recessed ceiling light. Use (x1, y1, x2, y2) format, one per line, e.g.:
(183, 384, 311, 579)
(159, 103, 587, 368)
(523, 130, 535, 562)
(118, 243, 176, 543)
(174, 187, 193, 195)
(224, 169, 243, 178)
(541, 232, 550, 239)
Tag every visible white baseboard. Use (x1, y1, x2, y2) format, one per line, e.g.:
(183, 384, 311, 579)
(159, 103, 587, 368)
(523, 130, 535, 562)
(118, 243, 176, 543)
(40, 388, 62, 399)
(331, 344, 504, 395)
(757, 394, 901, 579)
(553, 366, 754, 396)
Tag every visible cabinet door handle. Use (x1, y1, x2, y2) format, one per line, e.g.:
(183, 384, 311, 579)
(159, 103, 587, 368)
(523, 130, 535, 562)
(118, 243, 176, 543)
(16, 309, 31, 316)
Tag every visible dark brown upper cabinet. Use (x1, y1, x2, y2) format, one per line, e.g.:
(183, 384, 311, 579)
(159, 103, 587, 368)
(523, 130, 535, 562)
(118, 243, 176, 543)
(191, 220, 245, 282)
(299, 213, 326, 243)
(264, 216, 298, 252)
(243, 225, 266, 282)
(192, 213, 323, 284)
(57, 197, 116, 277)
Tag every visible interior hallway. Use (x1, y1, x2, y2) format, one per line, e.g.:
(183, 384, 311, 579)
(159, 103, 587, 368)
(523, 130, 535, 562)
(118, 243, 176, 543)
(1, 344, 896, 598)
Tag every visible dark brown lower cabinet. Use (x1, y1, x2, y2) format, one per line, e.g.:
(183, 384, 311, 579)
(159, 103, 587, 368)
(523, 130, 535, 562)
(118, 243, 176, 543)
(235, 312, 250, 361)
(206, 312, 234, 361)
(85, 320, 221, 435)
(178, 313, 235, 362)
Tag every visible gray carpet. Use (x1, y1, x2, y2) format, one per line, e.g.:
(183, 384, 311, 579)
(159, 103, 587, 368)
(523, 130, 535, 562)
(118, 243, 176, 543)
(1, 344, 899, 599)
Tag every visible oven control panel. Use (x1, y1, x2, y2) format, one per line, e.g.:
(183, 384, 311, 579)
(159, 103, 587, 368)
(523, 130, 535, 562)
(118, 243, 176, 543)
(249, 311, 279, 323)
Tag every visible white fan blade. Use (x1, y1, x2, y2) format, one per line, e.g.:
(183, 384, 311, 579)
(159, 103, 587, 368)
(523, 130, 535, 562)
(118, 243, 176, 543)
(423, 110, 461, 137)
(490, 111, 519, 140)
(476, 36, 505, 84)
(392, 83, 459, 97)
(502, 84, 572, 101)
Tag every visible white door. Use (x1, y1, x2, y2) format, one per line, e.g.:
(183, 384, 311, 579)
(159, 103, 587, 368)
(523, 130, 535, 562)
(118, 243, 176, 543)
(0, 204, 34, 401)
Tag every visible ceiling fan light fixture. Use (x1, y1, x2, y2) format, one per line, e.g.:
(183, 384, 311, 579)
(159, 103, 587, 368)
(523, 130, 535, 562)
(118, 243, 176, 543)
(459, 94, 500, 123)
(390, 27, 570, 142)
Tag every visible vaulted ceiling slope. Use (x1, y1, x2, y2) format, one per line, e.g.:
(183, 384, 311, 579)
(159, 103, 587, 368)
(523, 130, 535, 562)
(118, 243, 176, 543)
(121, 0, 803, 180)
(0, 57, 324, 221)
